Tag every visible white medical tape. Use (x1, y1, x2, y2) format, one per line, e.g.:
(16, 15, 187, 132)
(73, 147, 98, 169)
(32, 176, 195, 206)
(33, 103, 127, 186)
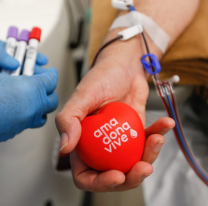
(110, 11, 170, 53)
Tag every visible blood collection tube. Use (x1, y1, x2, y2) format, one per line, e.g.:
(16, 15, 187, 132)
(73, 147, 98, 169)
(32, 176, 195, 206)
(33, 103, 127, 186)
(11, 30, 30, 76)
(1, 26, 18, 74)
(22, 27, 41, 76)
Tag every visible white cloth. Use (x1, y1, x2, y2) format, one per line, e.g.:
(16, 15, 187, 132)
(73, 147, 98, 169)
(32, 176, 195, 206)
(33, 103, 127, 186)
(143, 103, 208, 206)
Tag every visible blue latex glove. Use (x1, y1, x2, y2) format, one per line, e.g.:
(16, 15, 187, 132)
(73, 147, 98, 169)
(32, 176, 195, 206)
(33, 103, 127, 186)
(0, 41, 59, 142)
(0, 41, 48, 73)
(0, 41, 20, 72)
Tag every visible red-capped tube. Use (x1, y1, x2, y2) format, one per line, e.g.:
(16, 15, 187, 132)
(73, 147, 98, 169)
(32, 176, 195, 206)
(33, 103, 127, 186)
(29, 27, 41, 42)
(23, 27, 42, 76)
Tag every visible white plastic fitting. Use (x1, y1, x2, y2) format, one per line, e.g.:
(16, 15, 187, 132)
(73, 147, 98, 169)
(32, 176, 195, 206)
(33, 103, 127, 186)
(118, 25, 143, 41)
(112, 0, 134, 10)
(166, 75, 180, 84)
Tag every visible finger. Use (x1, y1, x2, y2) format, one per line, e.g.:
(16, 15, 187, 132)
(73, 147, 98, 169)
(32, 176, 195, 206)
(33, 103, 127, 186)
(31, 114, 47, 128)
(40, 114, 47, 127)
(36, 67, 58, 94)
(71, 150, 125, 192)
(0, 41, 6, 49)
(142, 134, 165, 164)
(36, 53, 48, 66)
(145, 117, 175, 138)
(56, 81, 104, 154)
(34, 65, 47, 74)
(0, 45, 19, 71)
(43, 91, 59, 114)
(113, 161, 153, 191)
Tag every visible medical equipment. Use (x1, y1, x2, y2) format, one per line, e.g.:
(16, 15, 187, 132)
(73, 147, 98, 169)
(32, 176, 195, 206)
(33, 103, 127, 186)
(118, 24, 143, 40)
(0, 41, 19, 73)
(112, 0, 133, 10)
(11, 30, 30, 76)
(91, 1, 208, 186)
(2, 26, 41, 76)
(130, 4, 208, 186)
(110, 10, 170, 53)
(1, 26, 18, 74)
(141, 38, 208, 186)
(0, 59, 58, 142)
(23, 27, 41, 76)
(91, 25, 143, 68)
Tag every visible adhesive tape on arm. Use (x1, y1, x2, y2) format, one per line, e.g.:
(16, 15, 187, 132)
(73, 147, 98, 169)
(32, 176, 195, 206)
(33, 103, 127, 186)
(110, 11, 170, 53)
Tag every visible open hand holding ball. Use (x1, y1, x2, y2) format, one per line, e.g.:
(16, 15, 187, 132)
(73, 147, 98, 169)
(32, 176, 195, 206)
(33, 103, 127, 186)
(76, 102, 145, 173)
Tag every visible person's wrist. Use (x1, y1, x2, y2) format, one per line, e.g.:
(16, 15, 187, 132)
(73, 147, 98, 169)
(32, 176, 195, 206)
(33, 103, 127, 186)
(94, 28, 155, 80)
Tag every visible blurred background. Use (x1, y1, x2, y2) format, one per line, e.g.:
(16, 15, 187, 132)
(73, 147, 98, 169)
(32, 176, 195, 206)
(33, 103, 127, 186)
(0, 0, 145, 205)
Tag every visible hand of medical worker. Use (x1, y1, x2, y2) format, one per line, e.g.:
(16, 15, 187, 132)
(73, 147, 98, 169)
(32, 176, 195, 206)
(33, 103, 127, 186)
(0, 40, 48, 73)
(0, 41, 20, 72)
(0, 47, 58, 142)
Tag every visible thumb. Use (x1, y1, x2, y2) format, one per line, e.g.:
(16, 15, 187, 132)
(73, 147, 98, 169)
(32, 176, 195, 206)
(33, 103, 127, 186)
(0, 45, 19, 71)
(56, 67, 113, 154)
(56, 88, 100, 154)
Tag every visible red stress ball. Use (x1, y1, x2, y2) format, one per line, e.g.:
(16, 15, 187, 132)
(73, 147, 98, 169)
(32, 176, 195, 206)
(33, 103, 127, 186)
(76, 102, 145, 174)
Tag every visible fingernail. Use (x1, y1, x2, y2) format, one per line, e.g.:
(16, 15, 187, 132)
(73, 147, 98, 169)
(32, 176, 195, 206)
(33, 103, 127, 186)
(140, 173, 151, 181)
(60, 133, 69, 152)
(154, 140, 164, 153)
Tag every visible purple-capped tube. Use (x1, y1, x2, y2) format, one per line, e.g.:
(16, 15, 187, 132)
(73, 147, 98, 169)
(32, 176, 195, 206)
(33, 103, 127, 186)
(11, 30, 30, 76)
(2, 26, 18, 74)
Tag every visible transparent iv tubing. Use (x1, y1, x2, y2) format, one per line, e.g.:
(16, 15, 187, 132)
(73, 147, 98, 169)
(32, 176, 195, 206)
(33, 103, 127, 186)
(130, 3, 208, 183)
(153, 76, 208, 186)
(138, 21, 208, 184)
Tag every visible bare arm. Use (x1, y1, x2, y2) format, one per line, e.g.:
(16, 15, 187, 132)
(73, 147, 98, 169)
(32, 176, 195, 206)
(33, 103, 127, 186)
(56, 0, 200, 192)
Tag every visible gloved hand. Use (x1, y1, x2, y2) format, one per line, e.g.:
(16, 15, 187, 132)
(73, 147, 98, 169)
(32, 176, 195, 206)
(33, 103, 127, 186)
(0, 40, 48, 73)
(0, 41, 20, 72)
(0, 41, 58, 142)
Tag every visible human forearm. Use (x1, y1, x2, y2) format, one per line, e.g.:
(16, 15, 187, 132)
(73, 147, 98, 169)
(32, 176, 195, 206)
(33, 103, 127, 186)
(55, 0, 198, 192)
(97, 0, 200, 69)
